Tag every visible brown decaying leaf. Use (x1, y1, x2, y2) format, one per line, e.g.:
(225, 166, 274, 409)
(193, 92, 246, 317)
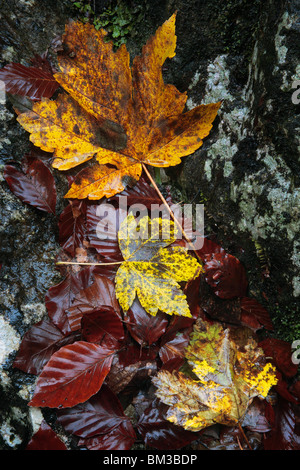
(17, 13, 220, 200)
(153, 318, 278, 432)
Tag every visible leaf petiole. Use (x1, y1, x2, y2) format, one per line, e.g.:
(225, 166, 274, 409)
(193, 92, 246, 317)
(141, 163, 202, 263)
(56, 261, 123, 266)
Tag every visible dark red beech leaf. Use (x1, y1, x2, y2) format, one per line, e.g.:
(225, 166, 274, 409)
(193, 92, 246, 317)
(45, 268, 94, 335)
(117, 342, 157, 368)
(78, 419, 136, 450)
(67, 274, 120, 331)
(240, 297, 273, 331)
(259, 337, 298, 378)
(196, 237, 225, 261)
(86, 203, 126, 261)
(264, 397, 300, 450)
(30, 53, 56, 75)
(0, 62, 59, 101)
(125, 298, 169, 346)
(159, 330, 190, 371)
(290, 381, 300, 401)
(137, 398, 201, 450)
(13, 318, 79, 375)
(204, 252, 248, 299)
(26, 420, 67, 450)
(57, 384, 130, 439)
(274, 370, 299, 404)
(109, 173, 161, 208)
(81, 307, 125, 348)
(29, 341, 115, 408)
(4, 156, 57, 214)
(183, 273, 202, 319)
(58, 200, 87, 257)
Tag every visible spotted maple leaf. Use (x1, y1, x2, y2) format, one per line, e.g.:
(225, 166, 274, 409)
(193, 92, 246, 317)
(17, 13, 220, 200)
(115, 214, 202, 317)
(153, 318, 278, 432)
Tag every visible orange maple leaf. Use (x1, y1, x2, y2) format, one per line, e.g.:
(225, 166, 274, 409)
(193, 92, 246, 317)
(17, 13, 221, 200)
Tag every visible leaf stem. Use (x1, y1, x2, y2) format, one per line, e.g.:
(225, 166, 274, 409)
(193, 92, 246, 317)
(141, 163, 202, 263)
(56, 261, 123, 266)
(238, 422, 252, 450)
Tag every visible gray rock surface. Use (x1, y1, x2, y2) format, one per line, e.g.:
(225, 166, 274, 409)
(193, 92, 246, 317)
(0, 0, 299, 449)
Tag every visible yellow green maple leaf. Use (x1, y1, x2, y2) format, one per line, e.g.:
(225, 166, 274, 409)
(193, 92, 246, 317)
(115, 214, 202, 317)
(152, 318, 278, 431)
(17, 13, 221, 200)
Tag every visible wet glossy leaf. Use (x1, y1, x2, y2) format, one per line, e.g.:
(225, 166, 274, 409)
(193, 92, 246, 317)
(240, 297, 273, 331)
(29, 341, 115, 408)
(67, 274, 120, 331)
(125, 298, 168, 346)
(204, 252, 248, 299)
(45, 268, 93, 334)
(13, 318, 79, 375)
(110, 174, 161, 208)
(153, 318, 278, 432)
(81, 307, 125, 348)
(86, 202, 126, 261)
(196, 237, 225, 261)
(115, 214, 202, 317)
(17, 14, 220, 200)
(57, 384, 129, 438)
(241, 398, 271, 433)
(4, 155, 56, 214)
(0, 62, 59, 101)
(263, 397, 300, 450)
(78, 419, 136, 450)
(137, 398, 201, 450)
(58, 200, 87, 257)
(159, 330, 190, 371)
(26, 421, 67, 450)
(106, 347, 157, 396)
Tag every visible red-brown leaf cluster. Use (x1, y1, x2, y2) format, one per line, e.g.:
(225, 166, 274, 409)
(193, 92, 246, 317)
(5, 147, 298, 450)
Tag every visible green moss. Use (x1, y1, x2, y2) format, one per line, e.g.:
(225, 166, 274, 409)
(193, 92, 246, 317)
(271, 303, 300, 344)
(71, 0, 143, 47)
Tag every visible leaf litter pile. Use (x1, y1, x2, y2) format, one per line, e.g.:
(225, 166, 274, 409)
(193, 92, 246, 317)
(2, 13, 300, 451)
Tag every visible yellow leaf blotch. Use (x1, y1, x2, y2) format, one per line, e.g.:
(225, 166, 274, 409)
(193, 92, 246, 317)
(17, 94, 127, 171)
(115, 214, 202, 317)
(153, 318, 278, 432)
(54, 21, 133, 128)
